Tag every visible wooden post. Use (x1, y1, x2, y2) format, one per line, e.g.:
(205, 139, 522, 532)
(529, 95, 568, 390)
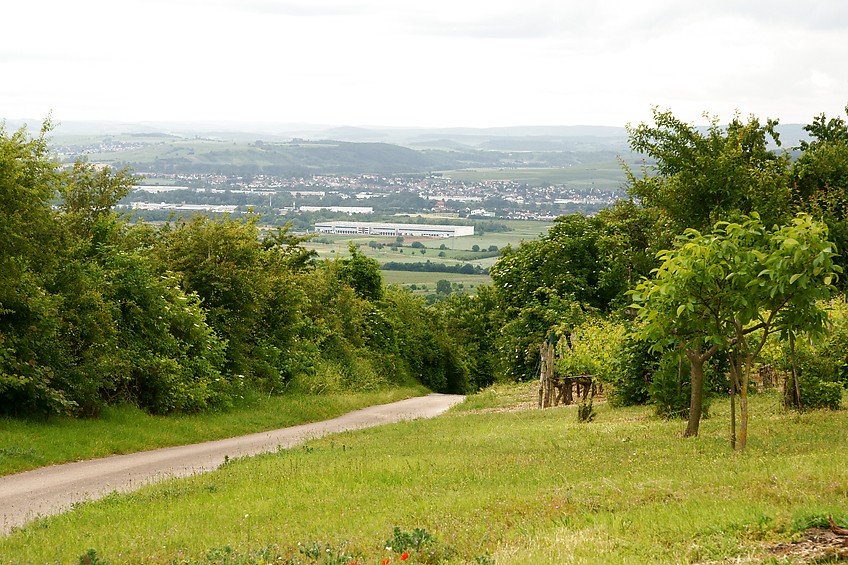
(538, 342, 555, 408)
(538, 344, 546, 408)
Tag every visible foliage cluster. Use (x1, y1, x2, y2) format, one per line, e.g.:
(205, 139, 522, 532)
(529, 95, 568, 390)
(438, 104, 848, 449)
(0, 123, 469, 418)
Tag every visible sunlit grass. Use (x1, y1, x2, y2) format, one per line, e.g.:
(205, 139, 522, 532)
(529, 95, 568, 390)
(1, 388, 846, 564)
(0, 386, 426, 477)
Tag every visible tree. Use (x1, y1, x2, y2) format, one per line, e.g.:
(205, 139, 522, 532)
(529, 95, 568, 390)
(791, 105, 848, 287)
(0, 120, 89, 416)
(491, 212, 638, 312)
(382, 287, 469, 394)
(797, 105, 848, 152)
(626, 108, 792, 231)
(59, 161, 135, 237)
(630, 213, 840, 448)
(437, 286, 501, 389)
(153, 214, 273, 380)
(435, 279, 452, 295)
(338, 243, 383, 301)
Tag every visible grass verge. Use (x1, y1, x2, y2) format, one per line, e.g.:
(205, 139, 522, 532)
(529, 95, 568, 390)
(0, 386, 427, 477)
(1, 386, 846, 564)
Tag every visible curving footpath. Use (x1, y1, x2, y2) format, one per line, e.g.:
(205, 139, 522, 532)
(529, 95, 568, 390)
(0, 393, 465, 535)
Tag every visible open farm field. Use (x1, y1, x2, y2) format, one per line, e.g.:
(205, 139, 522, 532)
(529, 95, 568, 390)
(303, 220, 549, 289)
(3, 384, 846, 564)
(380, 270, 492, 293)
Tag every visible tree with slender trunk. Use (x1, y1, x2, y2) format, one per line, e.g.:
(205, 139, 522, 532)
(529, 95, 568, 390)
(631, 213, 840, 448)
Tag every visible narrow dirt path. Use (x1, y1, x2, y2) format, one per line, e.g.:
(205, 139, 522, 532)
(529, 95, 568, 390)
(0, 393, 465, 535)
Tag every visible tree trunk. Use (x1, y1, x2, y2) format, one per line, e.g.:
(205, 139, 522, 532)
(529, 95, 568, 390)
(729, 359, 737, 450)
(738, 375, 749, 450)
(736, 350, 756, 451)
(684, 350, 706, 437)
(789, 331, 802, 412)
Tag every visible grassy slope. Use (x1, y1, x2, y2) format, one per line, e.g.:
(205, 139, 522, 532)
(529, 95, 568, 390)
(2, 384, 846, 564)
(0, 387, 426, 477)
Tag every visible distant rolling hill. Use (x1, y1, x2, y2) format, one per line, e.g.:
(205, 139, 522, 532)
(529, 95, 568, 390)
(8, 119, 810, 176)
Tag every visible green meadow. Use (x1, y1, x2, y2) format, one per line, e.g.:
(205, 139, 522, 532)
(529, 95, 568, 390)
(380, 270, 492, 293)
(2, 385, 846, 564)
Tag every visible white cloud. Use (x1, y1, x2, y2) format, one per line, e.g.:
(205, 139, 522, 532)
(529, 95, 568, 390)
(3, 0, 847, 127)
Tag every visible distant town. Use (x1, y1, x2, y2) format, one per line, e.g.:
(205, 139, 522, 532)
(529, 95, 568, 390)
(122, 171, 625, 226)
(43, 123, 635, 229)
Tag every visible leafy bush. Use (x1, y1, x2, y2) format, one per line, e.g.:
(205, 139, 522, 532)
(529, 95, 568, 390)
(607, 331, 658, 406)
(577, 400, 596, 422)
(800, 378, 842, 410)
(649, 352, 692, 419)
(760, 298, 848, 410)
(554, 315, 625, 384)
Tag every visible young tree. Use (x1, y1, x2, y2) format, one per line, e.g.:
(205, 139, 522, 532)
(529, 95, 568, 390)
(630, 213, 840, 448)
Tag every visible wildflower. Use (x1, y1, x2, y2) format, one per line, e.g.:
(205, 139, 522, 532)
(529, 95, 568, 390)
(401, 552, 409, 561)
(381, 559, 391, 565)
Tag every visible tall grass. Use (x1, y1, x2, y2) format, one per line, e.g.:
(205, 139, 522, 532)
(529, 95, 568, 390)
(0, 386, 426, 477)
(1, 389, 846, 564)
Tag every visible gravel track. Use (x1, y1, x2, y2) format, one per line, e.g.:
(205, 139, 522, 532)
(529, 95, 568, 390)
(0, 393, 465, 535)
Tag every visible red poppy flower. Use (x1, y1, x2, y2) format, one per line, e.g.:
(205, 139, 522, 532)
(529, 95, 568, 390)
(401, 552, 409, 561)
(382, 559, 390, 565)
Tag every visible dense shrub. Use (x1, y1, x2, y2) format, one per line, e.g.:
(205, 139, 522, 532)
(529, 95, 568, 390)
(760, 298, 848, 410)
(607, 332, 658, 407)
(800, 378, 843, 410)
(554, 315, 625, 384)
(648, 352, 692, 419)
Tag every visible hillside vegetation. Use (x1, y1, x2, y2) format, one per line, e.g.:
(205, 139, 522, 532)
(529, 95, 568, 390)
(2, 104, 848, 562)
(1, 385, 845, 563)
(3, 106, 848, 431)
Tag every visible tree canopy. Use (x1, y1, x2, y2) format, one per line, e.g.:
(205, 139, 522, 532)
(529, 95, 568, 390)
(630, 213, 840, 446)
(626, 108, 792, 231)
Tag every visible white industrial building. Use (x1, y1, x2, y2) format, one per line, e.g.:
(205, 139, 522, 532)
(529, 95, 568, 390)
(314, 221, 474, 238)
(300, 206, 374, 214)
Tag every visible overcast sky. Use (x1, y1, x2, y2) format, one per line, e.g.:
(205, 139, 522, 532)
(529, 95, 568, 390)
(3, 0, 847, 129)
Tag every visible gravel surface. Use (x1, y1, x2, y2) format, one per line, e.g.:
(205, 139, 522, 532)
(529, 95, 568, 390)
(0, 393, 465, 535)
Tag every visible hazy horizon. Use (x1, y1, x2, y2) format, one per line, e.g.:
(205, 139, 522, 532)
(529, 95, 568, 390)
(3, 1, 847, 130)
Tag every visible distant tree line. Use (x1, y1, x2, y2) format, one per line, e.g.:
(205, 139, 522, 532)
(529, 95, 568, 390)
(380, 262, 487, 275)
